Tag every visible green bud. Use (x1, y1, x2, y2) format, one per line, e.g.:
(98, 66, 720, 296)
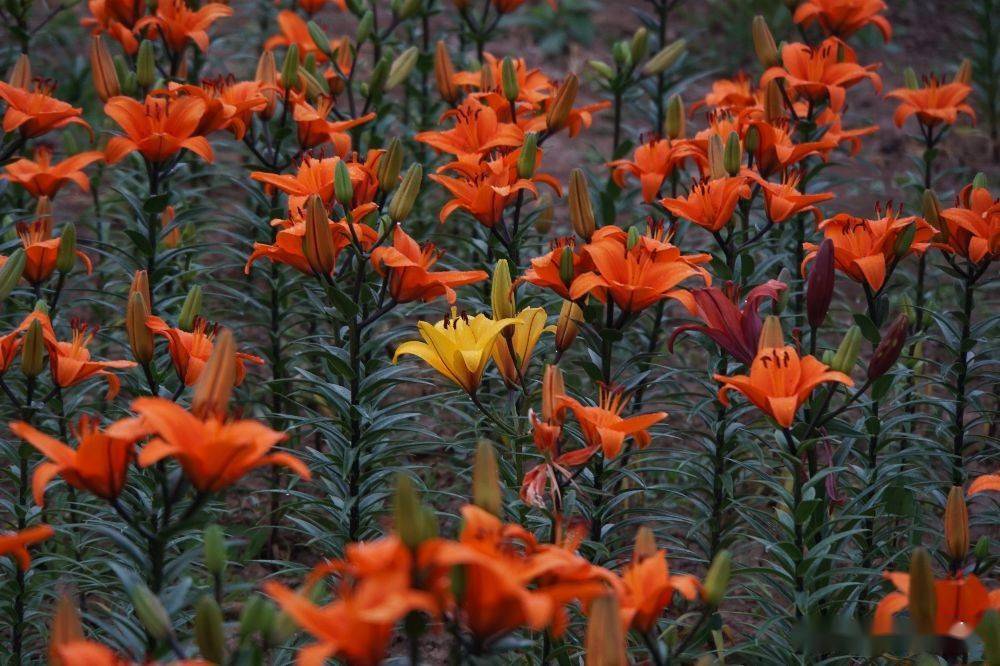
(386, 46, 419, 90)
(821, 349, 835, 366)
(0, 248, 25, 301)
(194, 595, 225, 664)
(642, 38, 686, 76)
(703, 549, 731, 607)
(393, 474, 437, 549)
(723, 131, 742, 176)
(744, 124, 760, 153)
(136, 40, 155, 89)
(908, 547, 936, 635)
(974, 536, 989, 561)
(113, 55, 132, 94)
(203, 525, 226, 577)
(472, 440, 502, 517)
(903, 67, 919, 90)
(517, 133, 537, 178)
(612, 41, 631, 69)
(377, 138, 403, 192)
(129, 583, 172, 641)
(55, 223, 76, 274)
(708, 134, 727, 180)
(389, 164, 422, 222)
(830, 325, 861, 373)
(396, 0, 421, 19)
(559, 245, 574, 287)
(281, 44, 300, 90)
(626, 226, 640, 251)
(303, 52, 317, 76)
(893, 222, 917, 257)
(239, 595, 274, 639)
(20, 318, 45, 378)
(307, 20, 333, 58)
(368, 55, 391, 98)
(587, 60, 615, 80)
(501, 56, 519, 102)
(630, 27, 649, 63)
(972, 172, 988, 189)
(355, 10, 374, 43)
(299, 67, 330, 98)
(976, 610, 1000, 666)
(922, 189, 941, 226)
(178, 285, 202, 332)
(334, 159, 354, 206)
(664, 94, 684, 139)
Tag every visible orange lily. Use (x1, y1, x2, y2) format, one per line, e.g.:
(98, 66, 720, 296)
(815, 108, 878, 157)
(802, 206, 938, 291)
(15, 217, 94, 284)
(174, 78, 268, 140)
(691, 73, 759, 114)
(81, 0, 145, 54)
(265, 10, 340, 63)
(715, 344, 853, 427)
(753, 170, 835, 224)
(292, 94, 375, 154)
(0, 326, 25, 374)
(557, 385, 666, 458)
(617, 545, 701, 633)
(10, 417, 137, 507)
(760, 38, 881, 112)
(0, 525, 54, 570)
(370, 225, 488, 304)
(108, 397, 310, 493)
(873, 572, 1000, 638)
(607, 138, 706, 202)
(103, 94, 214, 164)
(299, 0, 347, 15)
(453, 53, 554, 109)
(888, 78, 975, 129)
(136, 0, 232, 53)
(415, 100, 524, 162)
(747, 119, 837, 177)
(2, 146, 104, 199)
(939, 183, 999, 264)
(145, 316, 264, 386)
(793, 0, 891, 41)
(0, 80, 90, 138)
(251, 152, 383, 211)
(41, 317, 137, 400)
(660, 175, 751, 232)
(517, 237, 590, 300)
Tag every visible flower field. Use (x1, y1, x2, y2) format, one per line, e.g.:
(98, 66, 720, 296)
(0, 0, 997, 663)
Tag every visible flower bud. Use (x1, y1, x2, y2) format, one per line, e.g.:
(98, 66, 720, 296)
(903, 67, 919, 90)
(396, 0, 421, 19)
(867, 314, 908, 380)
(256, 51, 278, 119)
(517, 133, 538, 178)
(585, 595, 626, 666)
(49, 593, 84, 665)
(830, 325, 861, 373)
(703, 549, 732, 608)
(555, 300, 582, 354)
(642, 38, 686, 76)
(387, 46, 419, 89)
(127, 292, 154, 364)
(541, 364, 564, 422)
(954, 58, 972, 85)
(972, 172, 988, 189)
(752, 16, 779, 68)
(908, 547, 937, 635)
(239, 595, 275, 639)
(633, 526, 657, 561)
(806, 238, 835, 329)
(764, 79, 784, 123)
(559, 245, 575, 287)
(194, 595, 225, 664)
(136, 40, 156, 89)
(535, 194, 553, 234)
(55, 223, 76, 274)
(354, 9, 374, 42)
(977, 610, 1000, 665)
(0, 249, 25, 302)
(393, 474, 437, 549)
(377, 139, 403, 193)
(491, 259, 515, 321)
(434, 41, 458, 103)
(943, 485, 969, 563)
(568, 168, 595, 241)
(744, 124, 760, 153)
(921, 189, 941, 227)
(129, 583, 172, 641)
(588, 59, 615, 80)
(501, 56, 519, 102)
(7, 53, 30, 89)
(90, 36, 120, 102)
(758, 314, 784, 349)
(368, 55, 390, 98)
(303, 194, 335, 275)
(478, 60, 495, 90)
(178, 285, 202, 331)
(630, 27, 649, 63)
(332, 159, 353, 207)
(21, 318, 45, 378)
(203, 524, 227, 577)
(299, 67, 329, 99)
(546, 73, 579, 134)
(281, 44, 300, 90)
(192, 328, 236, 419)
(723, 131, 742, 176)
(472, 440, 502, 517)
(626, 226, 640, 251)
(307, 20, 333, 58)
(612, 41, 631, 69)
(708, 133, 727, 180)
(389, 164, 422, 222)
(664, 93, 684, 139)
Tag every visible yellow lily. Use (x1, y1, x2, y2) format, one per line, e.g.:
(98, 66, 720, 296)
(492, 307, 554, 387)
(393, 310, 517, 395)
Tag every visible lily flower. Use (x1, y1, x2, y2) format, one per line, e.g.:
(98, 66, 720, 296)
(518, 238, 589, 300)
(887, 77, 975, 129)
(939, 183, 998, 264)
(491, 307, 554, 386)
(136, 0, 232, 53)
(873, 571, 1000, 638)
(669, 280, 787, 365)
(370, 225, 488, 304)
(81, 0, 145, 54)
(793, 0, 891, 41)
(10, 416, 137, 507)
(608, 138, 706, 203)
(715, 344, 853, 427)
(760, 38, 881, 112)
(173, 78, 268, 140)
(747, 119, 837, 177)
(0, 80, 90, 138)
(753, 170, 834, 224)
(0, 525, 54, 570)
(15, 217, 93, 285)
(660, 175, 751, 232)
(103, 94, 214, 164)
(2, 146, 104, 199)
(108, 397, 310, 493)
(393, 310, 518, 395)
(415, 100, 524, 162)
(145, 316, 264, 387)
(617, 542, 701, 633)
(265, 11, 340, 63)
(557, 385, 666, 459)
(691, 73, 759, 114)
(292, 95, 376, 154)
(252, 152, 383, 211)
(969, 473, 1000, 495)
(43, 317, 137, 400)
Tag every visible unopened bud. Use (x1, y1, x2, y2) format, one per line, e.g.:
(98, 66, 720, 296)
(472, 440, 502, 517)
(377, 139, 403, 192)
(972, 172, 988, 190)
(633, 526, 657, 561)
(49, 593, 84, 665)
(944, 486, 969, 563)
(642, 38, 686, 76)
(585, 595, 626, 666)
(239, 595, 275, 639)
(541, 364, 564, 422)
(954, 58, 972, 85)
(55, 224, 76, 274)
(806, 238, 835, 329)
(764, 80, 784, 123)
(587, 60, 615, 80)
(194, 595, 225, 664)
(303, 194, 335, 275)
(867, 314, 908, 380)
(758, 314, 784, 349)
(21, 318, 45, 378)
(281, 44, 300, 90)
(434, 41, 458, 103)
(664, 94, 684, 139)
(389, 164, 422, 222)
(893, 222, 917, 257)
(903, 67, 919, 90)
(355, 10, 374, 42)
(501, 56, 519, 102)
(203, 524, 227, 577)
(546, 73, 579, 134)
(191, 328, 236, 418)
(7, 54, 30, 89)
(491, 259, 515, 321)
(368, 55, 390, 98)
(387, 46, 419, 89)
(90, 36, 120, 102)
(612, 41, 631, 69)
(393, 474, 437, 549)
(908, 547, 937, 635)
(333, 159, 354, 206)
(136, 40, 155, 89)
(708, 134, 727, 180)
(127, 292, 154, 364)
(559, 246, 575, 286)
(256, 51, 278, 119)
(555, 300, 582, 354)
(630, 27, 649, 63)
(723, 131, 742, 176)
(129, 583, 172, 641)
(703, 549, 732, 607)
(922, 189, 941, 227)
(568, 169, 595, 241)
(626, 226, 640, 251)
(830, 325, 861, 373)
(752, 16, 779, 69)
(0, 249, 25, 301)
(517, 133, 538, 178)
(178, 285, 202, 331)
(307, 20, 333, 58)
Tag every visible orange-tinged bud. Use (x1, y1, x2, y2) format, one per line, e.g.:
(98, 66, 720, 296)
(764, 79, 784, 123)
(555, 299, 581, 354)
(546, 73, 579, 134)
(160, 205, 180, 248)
(944, 485, 969, 563)
(90, 36, 120, 102)
(954, 58, 972, 85)
(129, 268, 151, 318)
(585, 595, 626, 666)
(569, 168, 595, 241)
(303, 194, 335, 275)
(633, 526, 657, 562)
(49, 593, 84, 666)
(759, 315, 784, 349)
(35, 196, 52, 224)
(7, 54, 31, 89)
(127, 292, 154, 364)
(256, 51, 278, 120)
(541, 364, 564, 422)
(192, 328, 236, 419)
(908, 547, 936, 635)
(922, 189, 941, 227)
(752, 16, 779, 69)
(664, 93, 684, 139)
(479, 61, 495, 90)
(472, 440, 502, 517)
(708, 134, 727, 180)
